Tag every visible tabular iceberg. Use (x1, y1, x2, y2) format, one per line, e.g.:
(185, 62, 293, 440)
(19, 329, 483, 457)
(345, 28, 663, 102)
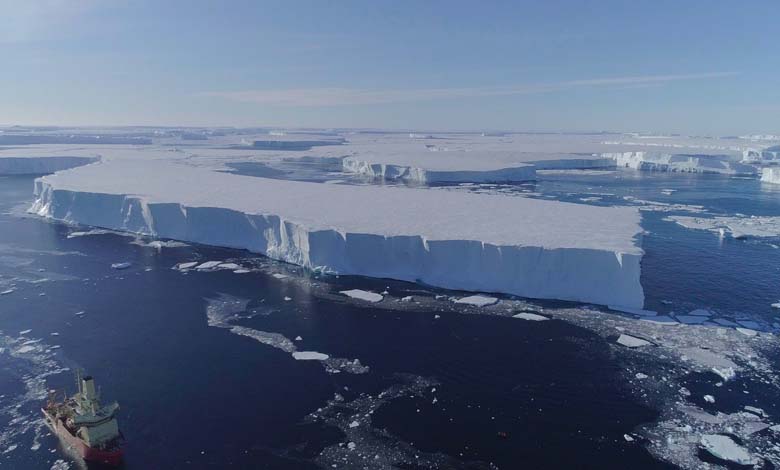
(608, 152, 756, 175)
(0, 156, 98, 175)
(761, 167, 780, 185)
(30, 158, 645, 309)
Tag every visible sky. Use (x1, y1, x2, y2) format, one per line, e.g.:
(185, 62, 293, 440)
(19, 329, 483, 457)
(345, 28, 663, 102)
(1, 0, 778, 134)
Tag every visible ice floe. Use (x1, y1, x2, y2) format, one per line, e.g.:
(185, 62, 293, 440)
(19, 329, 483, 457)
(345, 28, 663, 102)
(340, 289, 383, 303)
(454, 295, 498, 307)
(700, 434, 758, 466)
(617, 334, 652, 348)
(292, 351, 329, 361)
(667, 215, 780, 239)
(512, 312, 549, 321)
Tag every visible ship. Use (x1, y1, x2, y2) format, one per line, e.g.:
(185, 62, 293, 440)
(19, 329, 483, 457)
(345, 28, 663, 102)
(42, 372, 125, 466)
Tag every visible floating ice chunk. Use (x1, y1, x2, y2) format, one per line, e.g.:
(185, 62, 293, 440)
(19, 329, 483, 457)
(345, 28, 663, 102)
(624, 434, 635, 442)
(712, 318, 738, 327)
(617, 334, 652, 348)
(770, 424, 780, 433)
(1, 288, 15, 295)
(736, 319, 761, 329)
(688, 309, 712, 316)
(20, 329, 32, 335)
(17, 345, 36, 353)
(771, 302, 780, 309)
(736, 327, 758, 337)
(340, 289, 383, 303)
(217, 263, 241, 270)
(512, 312, 549, 321)
(294, 336, 302, 341)
(176, 261, 199, 270)
(635, 373, 648, 379)
(400, 296, 413, 302)
(712, 367, 737, 381)
(347, 442, 356, 451)
(111, 262, 132, 270)
(292, 351, 329, 361)
(195, 261, 223, 270)
(703, 395, 715, 403)
(233, 269, 251, 274)
(284, 296, 292, 301)
(744, 406, 766, 417)
(455, 295, 498, 307)
(348, 420, 359, 428)
(674, 315, 708, 325)
(743, 421, 770, 435)
(272, 273, 289, 279)
(700, 434, 758, 466)
(74, 310, 86, 316)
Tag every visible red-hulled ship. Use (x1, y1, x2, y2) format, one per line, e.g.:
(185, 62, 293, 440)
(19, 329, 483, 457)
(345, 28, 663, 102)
(42, 373, 125, 466)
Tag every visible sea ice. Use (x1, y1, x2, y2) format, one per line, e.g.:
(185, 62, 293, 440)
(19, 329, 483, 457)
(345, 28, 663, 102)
(292, 351, 330, 361)
(340, 289, 383, 303)
(454, 295, 498, 307)
(176, 262, 199, 270)
(699, 434, 758, 466)
(110, 262, 132, 270)
(674, 315, 709, 325)
(195, 261, 223, 270)
(512, 312, 549, 321)
(736, 327, 758, 337)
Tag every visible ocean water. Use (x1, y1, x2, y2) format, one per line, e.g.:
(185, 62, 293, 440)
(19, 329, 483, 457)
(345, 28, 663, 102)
(0, 171, 778, 469)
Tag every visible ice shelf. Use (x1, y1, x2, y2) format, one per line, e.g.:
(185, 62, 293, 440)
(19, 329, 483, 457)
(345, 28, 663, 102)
(31, 156, 645, 308)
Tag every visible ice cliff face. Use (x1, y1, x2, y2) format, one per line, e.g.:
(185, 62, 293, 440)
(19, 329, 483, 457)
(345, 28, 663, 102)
(608, 152, 757, 175)
(0, 156, 98, 175)
(760, 167, 780, 185)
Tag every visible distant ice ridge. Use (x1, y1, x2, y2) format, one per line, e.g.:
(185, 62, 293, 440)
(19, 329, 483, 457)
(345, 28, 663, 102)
(607, 152, 757, 175)
(760, 167, 780, 185)
(30, 159, 645, 308)
(0, 156, 97, 175)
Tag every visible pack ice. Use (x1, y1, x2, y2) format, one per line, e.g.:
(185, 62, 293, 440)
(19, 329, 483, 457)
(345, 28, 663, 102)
(28, 148, 646, 308)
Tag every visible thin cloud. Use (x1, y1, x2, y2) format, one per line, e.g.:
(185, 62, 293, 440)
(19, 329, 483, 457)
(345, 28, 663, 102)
(199, 72, 738, 107)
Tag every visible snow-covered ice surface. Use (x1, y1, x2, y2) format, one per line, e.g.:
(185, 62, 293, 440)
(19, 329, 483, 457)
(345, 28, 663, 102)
(340, 289, 384, 303)
(29, 148, 646, 308)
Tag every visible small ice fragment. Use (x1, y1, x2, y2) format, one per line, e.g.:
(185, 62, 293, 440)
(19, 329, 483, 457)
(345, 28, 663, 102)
(435, 295, 446, 300)
(736, 327, 758, 337)
(454, 295, 498, 307)
(284, 296, 292, 301)
(176, 261, 199, 270)
(512, 312, 549, 321)
(704, 395, 715, 403)
(635, 373, 648, 379)
(712, 367, 736, 381)
(347, 442, 356, 451)
(292, 351, 329, 361)
(400, 296, 413, 302)
(624, 434, 634, 442)
(217, 263, 241, 270)
(675, 315, 708, 325)
(744, 406, 766, 417)
(111, 262, 132, 270)
(294, 336, 302, 341)
(1, 289, 15, 295)
(348, 420, 359, 428)
(617, 334, 651, 348)
(272, 273, 288, 279)
(233, 269, 251, 274)
(195, 261, 222, 270)
(340, 289, 383, 303)
(20, 329, 32, 335)
(700, 434, 758, 466)
(688, 309, 712, 316)
(74, 310, 86, 316)
(51, 332, 59, 336)
(771, 301, 780, 309)
(434, 314, 441, 319)
(770, 424, 780, 433)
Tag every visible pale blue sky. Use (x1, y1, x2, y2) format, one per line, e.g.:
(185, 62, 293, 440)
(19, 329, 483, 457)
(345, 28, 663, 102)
(2, 0, 778, 134)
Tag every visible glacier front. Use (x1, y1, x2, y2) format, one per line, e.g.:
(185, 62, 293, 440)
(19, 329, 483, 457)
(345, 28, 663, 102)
(31, 155, 645, 309)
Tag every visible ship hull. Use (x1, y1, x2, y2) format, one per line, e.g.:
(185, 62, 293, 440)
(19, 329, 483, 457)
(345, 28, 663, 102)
(42, 408, 124, 466)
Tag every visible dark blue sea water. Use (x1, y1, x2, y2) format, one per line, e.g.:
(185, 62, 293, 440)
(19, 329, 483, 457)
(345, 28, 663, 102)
(0, 170, 778, 469)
